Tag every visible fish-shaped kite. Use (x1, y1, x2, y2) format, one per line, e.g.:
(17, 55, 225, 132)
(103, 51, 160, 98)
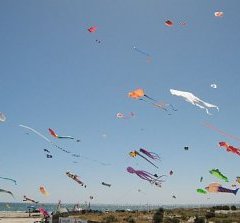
(66, 172, 86, 187)
(170, 89, 219, 115)
(209, 169, 229, 182)
(219, 142, 240, 156)
(205, 183, 239, 195)
(197, 188, 207, 194)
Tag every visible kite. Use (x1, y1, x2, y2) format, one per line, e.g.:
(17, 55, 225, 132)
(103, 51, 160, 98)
(184, 146, 189, 151)
(172, 195, 176, 199)
(19, 124, 70, 153)
(170, 89, 219, 115)
(38, 207, 49, 217)
(127, 167, 166, 187)
(0, 189, 14, 198)
(219, 142, 240, 156)
(23, 195, 39, 204)
(0, 112, 6, 122)
(66, 172, 86, 187)
(88, 26, 96, 33)
(169, 170, 173, 176)
(197, 188, 207, 194)
(139, 148, 160, 161)
(236, 177, 240, 184)
(102, 182, 111, 187)
(129, 88, 177, 113)
(44, 149, 50, 153)
(200, 177, 203, 182)
(165, 20, 173, 27)
(46, 154, 52, 158)
(129, 150, 158, 168)
(205, 183, 239, 195)
(210, 84, 217, 89)
(39, 186, 49, 196)
(116, 112, 135, 119)
(0, 177, 17, 185)
(215, 11, 224, 17)
(48, 128, 74, 140)
(209, 169, 229, 182)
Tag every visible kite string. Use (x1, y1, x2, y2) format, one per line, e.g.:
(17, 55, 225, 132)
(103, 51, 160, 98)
(203, 122, 240, 143)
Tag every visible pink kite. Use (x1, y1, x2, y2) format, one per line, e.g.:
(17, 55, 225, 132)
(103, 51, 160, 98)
(88, 26, 97, 33)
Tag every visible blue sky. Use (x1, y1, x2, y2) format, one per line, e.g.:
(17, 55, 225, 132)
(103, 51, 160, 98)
(0, 0, 240, 205)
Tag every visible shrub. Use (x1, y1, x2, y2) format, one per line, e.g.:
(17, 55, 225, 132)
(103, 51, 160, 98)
(230, 205, 237, 210)
(102, 215, 118, 223)
(152, 208, 164, 223)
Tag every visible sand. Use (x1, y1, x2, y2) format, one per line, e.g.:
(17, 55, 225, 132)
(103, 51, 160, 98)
(0, 218, 42, 223)
(0, 212, 42, 223)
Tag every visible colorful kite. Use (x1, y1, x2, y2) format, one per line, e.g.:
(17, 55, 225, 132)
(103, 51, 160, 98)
(219, 142, 240, 156)
(39, 186, 49, 196)
(0, 177, 17, 185)
(205, 183, 239, 195)
(129, 88, 176, 113)
(165, 20, 173, 27)
(127, 167, 166, 187)
(215, 11, 224, 17)
(102, 182, 111, 187)
(19, 124, 70, 153)
(170, 89, 219, 115)
(48, 128, 74, 139)
(209, 169, 229, 182)
(88, 26, 97, 33)
(129, 150, 158, 168)
(0, 112, 6, 122)
(23, 195, 39, 204)
(38, 207, 49, 217)
(66, 172, 86, 187)
(139, 148, 160, 161)
(0, 189, 14, 198)
(197, 188, 207, 194)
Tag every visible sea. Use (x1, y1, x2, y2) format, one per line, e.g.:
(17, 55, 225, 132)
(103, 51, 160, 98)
(0, 202, 240, 213)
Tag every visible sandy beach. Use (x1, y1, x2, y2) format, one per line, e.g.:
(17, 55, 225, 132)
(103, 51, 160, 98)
(0, 212, 42, 223)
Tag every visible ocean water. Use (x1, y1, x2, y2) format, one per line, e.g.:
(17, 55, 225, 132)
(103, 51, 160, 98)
(0, 202, 239, 213)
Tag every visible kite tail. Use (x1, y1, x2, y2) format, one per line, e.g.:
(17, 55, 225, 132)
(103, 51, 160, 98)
(144, 94, 157, 102)
(138, 153, 159, 169)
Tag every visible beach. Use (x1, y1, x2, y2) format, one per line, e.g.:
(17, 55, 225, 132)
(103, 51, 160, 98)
(0, 212, 42, 223)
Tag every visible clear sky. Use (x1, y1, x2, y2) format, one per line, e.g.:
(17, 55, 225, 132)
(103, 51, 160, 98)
(0, 0, 240, 206)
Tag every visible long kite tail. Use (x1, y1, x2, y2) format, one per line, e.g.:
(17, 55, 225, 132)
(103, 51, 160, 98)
(139, 98, 168, 112)
(203, 122, 240, 143)
(137, 152, 158, 169)
(19, 124, 50, 142)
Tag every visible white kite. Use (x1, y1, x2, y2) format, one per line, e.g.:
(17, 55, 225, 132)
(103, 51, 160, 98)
(170, 89, 219, 115)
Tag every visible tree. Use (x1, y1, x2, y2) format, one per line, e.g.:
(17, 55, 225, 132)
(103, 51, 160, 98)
(152, 208, 164, 223)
